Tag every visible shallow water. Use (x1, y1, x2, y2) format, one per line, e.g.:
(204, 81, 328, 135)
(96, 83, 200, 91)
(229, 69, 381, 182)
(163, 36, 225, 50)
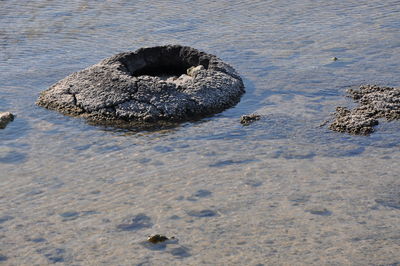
(1, 1, 400, 265)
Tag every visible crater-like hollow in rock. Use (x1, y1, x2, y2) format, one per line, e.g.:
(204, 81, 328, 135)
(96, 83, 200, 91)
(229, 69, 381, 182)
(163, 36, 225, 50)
(36, 45, 245, 127)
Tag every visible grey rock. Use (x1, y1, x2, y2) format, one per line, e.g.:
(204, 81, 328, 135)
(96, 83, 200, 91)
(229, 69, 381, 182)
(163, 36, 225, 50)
(329, 85, 400, 135)
(0, 112, 14, 129)
(36, 45, 245, 126)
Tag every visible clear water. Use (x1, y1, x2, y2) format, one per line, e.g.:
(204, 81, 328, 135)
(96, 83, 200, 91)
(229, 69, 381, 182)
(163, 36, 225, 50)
(1, 1, 400, 265)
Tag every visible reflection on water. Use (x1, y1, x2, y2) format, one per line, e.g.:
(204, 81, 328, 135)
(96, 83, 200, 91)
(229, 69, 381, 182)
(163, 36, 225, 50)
(1, 0, 400, 265)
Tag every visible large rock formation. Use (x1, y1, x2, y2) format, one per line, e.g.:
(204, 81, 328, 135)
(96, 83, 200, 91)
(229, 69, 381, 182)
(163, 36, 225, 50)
(329, 85, 400, 135)
(36, 45, 245, 125)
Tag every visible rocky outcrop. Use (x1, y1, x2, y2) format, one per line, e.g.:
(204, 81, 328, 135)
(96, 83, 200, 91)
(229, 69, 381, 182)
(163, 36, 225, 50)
(36, 45, 245, 125)
(0, 112, 14, 129)
(329, 85, 400, 135)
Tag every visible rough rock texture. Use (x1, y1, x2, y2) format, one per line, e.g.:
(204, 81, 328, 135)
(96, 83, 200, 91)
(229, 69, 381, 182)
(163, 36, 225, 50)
(0, 112, 14, 129)
(240, 114, 261, 125)
(329, 85, 400, 135)
(36, 45, 245, 125)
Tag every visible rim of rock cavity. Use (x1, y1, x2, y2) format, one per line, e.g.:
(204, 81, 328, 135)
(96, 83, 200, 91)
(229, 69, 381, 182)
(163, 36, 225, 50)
(36, 45, 245, 127)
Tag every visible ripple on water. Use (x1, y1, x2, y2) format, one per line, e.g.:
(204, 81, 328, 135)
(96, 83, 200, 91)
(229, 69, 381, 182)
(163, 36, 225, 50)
(0, 151, 28, 164)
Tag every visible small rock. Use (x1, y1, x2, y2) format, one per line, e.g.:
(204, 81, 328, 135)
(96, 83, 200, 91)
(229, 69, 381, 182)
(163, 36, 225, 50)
(0, 112, 14, 129)
(167, 74, 192, 87)
(240, 114, 261, 125)
(332, 57, 338, 61)
(147, 234, 175, 244)
(187, 65, 205, 77)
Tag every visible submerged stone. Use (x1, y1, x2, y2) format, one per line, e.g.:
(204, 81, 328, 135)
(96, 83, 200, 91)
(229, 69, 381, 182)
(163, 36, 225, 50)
(240, 113, 261, 125)
(329, 85, 400, 135)
(0, 112, 14, 129)
(147, 234, 175, 244)
(36, 45, 245, 126)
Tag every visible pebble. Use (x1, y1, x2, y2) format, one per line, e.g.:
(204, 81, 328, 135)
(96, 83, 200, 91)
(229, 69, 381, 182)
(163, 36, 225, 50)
(0, 112, 14, 129)
(240, 114, 261, 125)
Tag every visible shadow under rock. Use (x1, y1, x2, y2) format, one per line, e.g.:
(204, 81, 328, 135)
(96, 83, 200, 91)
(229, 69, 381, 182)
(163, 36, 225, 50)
(117, 213, 153, 231)
(140, 238, 191, 258)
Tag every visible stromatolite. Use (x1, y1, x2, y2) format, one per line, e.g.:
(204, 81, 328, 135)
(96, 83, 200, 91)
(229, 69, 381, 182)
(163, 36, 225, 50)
(36, 45, 245, 125)
(329, 85, 400, 135)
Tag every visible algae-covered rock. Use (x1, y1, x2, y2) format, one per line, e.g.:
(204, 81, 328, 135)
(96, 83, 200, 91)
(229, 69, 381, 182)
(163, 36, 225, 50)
(329, 85, 400, 135)
(36, 45, 245, 125)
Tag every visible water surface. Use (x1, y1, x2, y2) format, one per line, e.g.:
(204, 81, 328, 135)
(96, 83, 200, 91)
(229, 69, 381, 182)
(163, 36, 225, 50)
(1, 1, 400, 265)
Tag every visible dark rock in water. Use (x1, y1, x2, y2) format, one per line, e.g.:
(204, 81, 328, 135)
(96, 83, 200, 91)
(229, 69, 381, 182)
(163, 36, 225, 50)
(240, 113, 261, 125)
(147, 234, 174, 244)
(0, 112, 14, 129)
(329, 85, 400, 135)
(141, 236, 180, 252)
(36, 45, 245, 126)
